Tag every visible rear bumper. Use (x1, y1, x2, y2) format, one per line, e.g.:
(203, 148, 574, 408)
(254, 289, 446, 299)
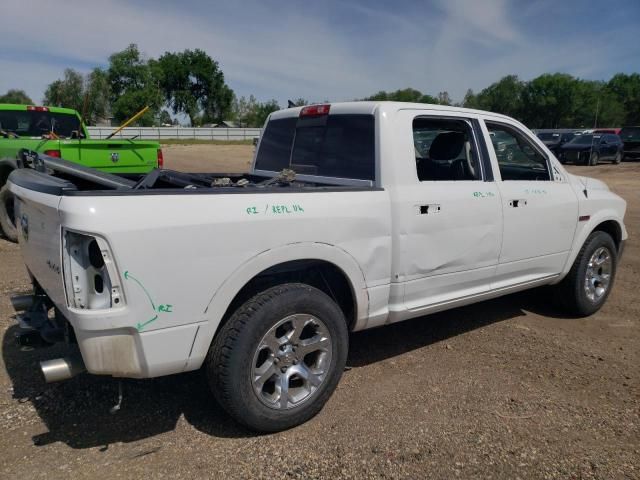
(12, 289, 203, 379)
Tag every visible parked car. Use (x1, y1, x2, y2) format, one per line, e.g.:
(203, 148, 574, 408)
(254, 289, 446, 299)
(558, 133, 623, 165)
(0, 104, 162, 241)
(536, 130, 579, 157)
(619, 126, 640, 161)
(8, 102, 627, 432)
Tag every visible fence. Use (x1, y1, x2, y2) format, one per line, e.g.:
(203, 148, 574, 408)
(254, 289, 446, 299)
(86, 127, 262, 141)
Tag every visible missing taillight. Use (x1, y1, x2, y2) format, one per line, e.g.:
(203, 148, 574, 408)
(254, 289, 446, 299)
(88, 239, 104, 269)
(63, 231, 122, 310)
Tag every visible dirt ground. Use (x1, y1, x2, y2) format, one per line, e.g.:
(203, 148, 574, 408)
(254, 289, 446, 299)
(0, 147, 638, 479)
(162, 143, 254, 173)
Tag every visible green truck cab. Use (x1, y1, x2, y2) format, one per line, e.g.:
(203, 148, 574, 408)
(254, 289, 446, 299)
(0, 104, 162, 241)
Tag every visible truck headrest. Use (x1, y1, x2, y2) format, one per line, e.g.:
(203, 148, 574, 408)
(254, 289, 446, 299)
(429, 131, 464, 161)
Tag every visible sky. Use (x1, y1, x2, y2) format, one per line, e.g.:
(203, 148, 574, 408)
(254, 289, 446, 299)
(1, 0, 639, 106)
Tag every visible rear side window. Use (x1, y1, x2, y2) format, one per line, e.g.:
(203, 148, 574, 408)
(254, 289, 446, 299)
(255, 114, 375, 181)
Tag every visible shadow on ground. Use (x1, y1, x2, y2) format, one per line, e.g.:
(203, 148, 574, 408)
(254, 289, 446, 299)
(2, 287, 568, 449)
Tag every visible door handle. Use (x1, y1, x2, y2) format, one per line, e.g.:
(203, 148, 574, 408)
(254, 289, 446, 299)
(509, 199, 527, 208)
(417, 204, 441, 215)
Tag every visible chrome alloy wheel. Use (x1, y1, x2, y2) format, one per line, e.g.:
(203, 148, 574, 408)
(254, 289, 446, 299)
(251, 314, 332, 410)
(584, 246, 612, 302)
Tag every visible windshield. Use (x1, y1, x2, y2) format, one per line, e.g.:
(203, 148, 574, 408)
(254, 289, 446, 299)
(0, 110, 81, 138)
(537, 132, 560, 141)
(620, 127, 640, 141)
(568, 134, 599, 145)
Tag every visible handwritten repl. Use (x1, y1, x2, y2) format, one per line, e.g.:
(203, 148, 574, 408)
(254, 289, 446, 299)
(124, 271, 173, 332)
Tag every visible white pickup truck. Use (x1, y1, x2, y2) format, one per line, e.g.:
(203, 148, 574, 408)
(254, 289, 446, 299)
(7, 102, 627, 432)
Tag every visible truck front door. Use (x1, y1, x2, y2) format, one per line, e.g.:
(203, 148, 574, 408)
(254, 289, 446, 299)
(482, 119, 578, 289)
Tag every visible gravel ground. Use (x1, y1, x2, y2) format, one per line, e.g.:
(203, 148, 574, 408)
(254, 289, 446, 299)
(0, 149, 638, 479)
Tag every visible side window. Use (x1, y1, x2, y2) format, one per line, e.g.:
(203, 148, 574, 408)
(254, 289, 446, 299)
(413, 117, 481, 181)
(486, 122, 551, 181)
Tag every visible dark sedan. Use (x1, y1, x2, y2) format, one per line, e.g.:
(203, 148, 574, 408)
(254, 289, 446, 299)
(537, 131, 579, 157)
(558, 134, 623, 166)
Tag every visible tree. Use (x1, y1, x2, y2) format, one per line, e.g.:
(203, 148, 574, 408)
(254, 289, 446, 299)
(471, 75, 524, 118)
(43, 68, 111, 124)
(461, 89, 477, 108)
(437, 91, 452, 106)
(157, 49, 234, 126)
(158, 110, 172, 125)
(364, 88, 438, 104)
(43, 69, 85, 112)
(107, 44, 161, 126)
(231, 95, 279, 127)
(84, 68, 111, 124)
(607, 73, 640, 125)
(0, 89, 33, 105)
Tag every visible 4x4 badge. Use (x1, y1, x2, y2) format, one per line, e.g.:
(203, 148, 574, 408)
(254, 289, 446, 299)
(111, 152, 120, 163)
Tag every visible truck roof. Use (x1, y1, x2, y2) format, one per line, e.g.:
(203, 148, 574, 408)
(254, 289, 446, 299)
(0, 103, 79, 116)
(269, 101, 515, 123)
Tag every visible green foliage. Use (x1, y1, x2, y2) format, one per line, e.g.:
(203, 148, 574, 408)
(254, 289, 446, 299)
(158, 110, 173, 126)
(43, 68, 111, 125)
(0, 89, 33, 105)
(467, 75, 524, 118)
(364, 88, 439, 104)
(607, 73, 640, 125)
(231, 95, 280, 127)
(156, 49, 233, 126)
(43, 69, 85, 112)
(107, 44, 162, 126)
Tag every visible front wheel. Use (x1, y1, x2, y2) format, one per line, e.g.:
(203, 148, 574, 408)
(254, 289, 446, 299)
(554, 231, 617, 316)
(0, 184, 18, 242)
(614, 152, 622, 164)
(206, 283, 348, 432)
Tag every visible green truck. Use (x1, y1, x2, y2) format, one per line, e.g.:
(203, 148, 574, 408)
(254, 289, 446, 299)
(0, 104, 162, 241)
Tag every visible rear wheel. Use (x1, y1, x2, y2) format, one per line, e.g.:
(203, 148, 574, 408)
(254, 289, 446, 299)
(554, 231, 617, 316)
(589, 152, 599, 166)
(0, 184, 17, 242)
(206, 283, 348, 432)
(614, 152, 622, 164)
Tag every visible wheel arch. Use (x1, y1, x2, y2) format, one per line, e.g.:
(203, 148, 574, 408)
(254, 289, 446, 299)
(186, 242, 369, 371)
(559, 213, 626, 281)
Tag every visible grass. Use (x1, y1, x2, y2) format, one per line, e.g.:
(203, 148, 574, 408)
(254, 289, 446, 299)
(158, 139, 254, 145)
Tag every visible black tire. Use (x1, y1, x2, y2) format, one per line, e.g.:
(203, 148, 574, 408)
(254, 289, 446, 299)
(554, 231, 617, 316)
(0, 184, 18, 243)
(589, 152, 599, 166)
(613, 152, 622, 164)
(206, 283, 349, 432)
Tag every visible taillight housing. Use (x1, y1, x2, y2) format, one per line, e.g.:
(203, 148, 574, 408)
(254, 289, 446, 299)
(157, 148, 164, 169)
(62, 230, 123, 310)
(27, 106, 49, 112)
(44, 149, 61, 158)
(300, 104, 330, 117)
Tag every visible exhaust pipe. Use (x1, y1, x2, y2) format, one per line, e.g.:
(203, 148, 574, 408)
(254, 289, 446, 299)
(40, 355, 86, 383)
(10, 294, 33, 312)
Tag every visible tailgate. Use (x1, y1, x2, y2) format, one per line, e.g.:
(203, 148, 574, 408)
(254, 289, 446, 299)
(62, 140, 158, 173)
(8, 169, 69, 307)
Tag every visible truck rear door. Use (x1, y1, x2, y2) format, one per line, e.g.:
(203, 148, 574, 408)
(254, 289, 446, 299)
(390, 109, 502, 314)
